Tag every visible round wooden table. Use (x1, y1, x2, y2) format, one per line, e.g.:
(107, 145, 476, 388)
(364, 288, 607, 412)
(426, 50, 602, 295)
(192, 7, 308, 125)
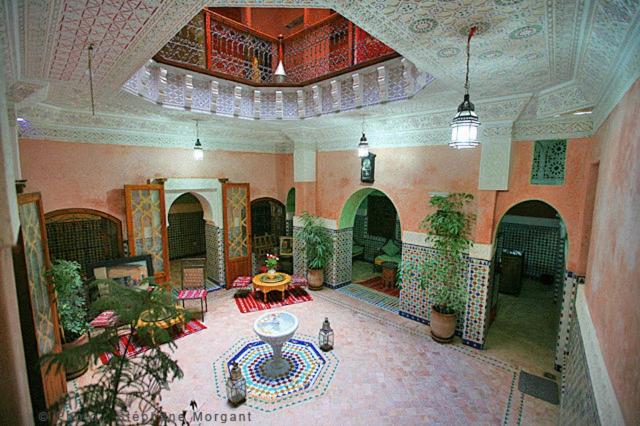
(252, 272, 291, 303)
(136, 306, 185, 345)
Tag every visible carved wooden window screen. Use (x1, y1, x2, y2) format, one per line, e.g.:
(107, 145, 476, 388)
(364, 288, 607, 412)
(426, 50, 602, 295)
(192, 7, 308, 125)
(531, 139, 566, 185)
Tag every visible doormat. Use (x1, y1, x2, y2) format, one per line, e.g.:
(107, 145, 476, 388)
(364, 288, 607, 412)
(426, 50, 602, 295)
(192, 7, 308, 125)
(98, 319, 207, 365)
(233, 288, 312, 313)
(355, 276, 400, 297)
(337, 283, 399, 313)
(518, 370, 559, 404)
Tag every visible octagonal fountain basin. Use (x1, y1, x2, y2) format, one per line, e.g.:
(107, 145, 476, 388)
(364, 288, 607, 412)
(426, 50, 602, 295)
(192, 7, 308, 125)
(253, 311, 299, 378)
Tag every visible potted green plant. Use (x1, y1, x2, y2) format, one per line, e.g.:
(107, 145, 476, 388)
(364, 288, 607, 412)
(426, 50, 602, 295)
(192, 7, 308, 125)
(420, 193, 475, 343)
(47, 259, 91, 379)
(296, 212, 333, 290)
(42, 279, 185, 423)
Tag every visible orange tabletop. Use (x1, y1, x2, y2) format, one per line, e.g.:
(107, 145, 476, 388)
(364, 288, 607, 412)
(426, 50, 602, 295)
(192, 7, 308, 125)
(252, 273, 292, 303)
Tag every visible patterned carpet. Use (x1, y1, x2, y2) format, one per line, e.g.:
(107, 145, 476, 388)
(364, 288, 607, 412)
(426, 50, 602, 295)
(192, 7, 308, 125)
(355, 275, 400, 297)
(336, 283, 400, 313)
(98, 319, 207, 364)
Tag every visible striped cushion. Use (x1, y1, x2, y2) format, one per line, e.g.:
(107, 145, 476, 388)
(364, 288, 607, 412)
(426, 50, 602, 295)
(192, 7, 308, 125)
(232, 276, 252, 288)
(177, 289, 207, 300)
(290, 275, 308, 286)
(90, 310, 118, 328)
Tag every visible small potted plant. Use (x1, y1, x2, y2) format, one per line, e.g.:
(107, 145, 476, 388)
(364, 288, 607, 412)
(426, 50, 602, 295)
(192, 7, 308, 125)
(420, 193, 475, 343)
(47, 259, 91, 379)
(265, 253, 279, 277)
(296, 212, 333, 290)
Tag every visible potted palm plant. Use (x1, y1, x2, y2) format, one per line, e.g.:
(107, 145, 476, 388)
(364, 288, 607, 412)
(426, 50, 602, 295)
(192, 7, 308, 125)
(47, 259, 91, 379)
(42, 279, 185, 423)
(296, 212, 333, 290)
(420, 193, 475, 343)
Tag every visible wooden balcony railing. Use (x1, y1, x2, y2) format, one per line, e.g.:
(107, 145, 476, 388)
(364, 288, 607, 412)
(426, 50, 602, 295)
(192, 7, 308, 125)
(155, 10, 399, 87)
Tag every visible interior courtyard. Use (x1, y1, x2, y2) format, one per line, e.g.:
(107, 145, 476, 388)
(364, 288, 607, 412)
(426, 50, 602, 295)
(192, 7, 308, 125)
(0, 1, 638, 425)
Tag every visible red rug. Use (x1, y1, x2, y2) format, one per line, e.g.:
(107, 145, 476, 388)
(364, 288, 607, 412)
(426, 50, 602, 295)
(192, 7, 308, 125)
(234, 288, 313, 313)
(356, 276, 400, 297)
(98, 319, 207, 365)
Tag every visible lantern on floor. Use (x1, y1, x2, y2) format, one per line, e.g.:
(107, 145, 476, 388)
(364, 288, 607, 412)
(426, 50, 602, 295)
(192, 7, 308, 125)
(318, 317, 334, 352)
(226, 362, 246, 407)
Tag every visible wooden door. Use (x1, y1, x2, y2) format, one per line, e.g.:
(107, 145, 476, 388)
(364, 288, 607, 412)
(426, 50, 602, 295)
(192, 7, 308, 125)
(13, 192, 67, 417)
(222, 182, 252, 288)
(124, 184, 170, 283)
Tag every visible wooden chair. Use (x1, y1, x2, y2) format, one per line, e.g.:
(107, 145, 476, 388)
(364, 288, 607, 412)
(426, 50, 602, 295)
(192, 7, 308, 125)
(176, 258, 208, 319)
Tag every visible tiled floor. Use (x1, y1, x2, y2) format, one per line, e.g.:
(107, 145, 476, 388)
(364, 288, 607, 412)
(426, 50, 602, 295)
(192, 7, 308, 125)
(484, 278, 559, 377)
(74, 286, 559, 424)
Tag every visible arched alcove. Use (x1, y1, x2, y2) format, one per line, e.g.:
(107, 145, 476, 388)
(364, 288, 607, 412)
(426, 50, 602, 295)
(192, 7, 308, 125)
(486, 199, 571, 372)
(167, 193, 206, 260)
(45, 208, 124, 277)
(338, 187, 402, 303)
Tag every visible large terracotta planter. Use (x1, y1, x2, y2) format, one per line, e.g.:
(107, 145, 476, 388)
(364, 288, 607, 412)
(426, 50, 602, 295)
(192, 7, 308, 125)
(62, 332, 90, 380)
(307, 269, 324, 291)
(430, 306, 457, 343)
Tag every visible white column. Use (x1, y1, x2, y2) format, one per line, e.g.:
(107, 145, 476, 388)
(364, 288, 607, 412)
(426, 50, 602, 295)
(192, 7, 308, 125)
(478, 124, 513, 190)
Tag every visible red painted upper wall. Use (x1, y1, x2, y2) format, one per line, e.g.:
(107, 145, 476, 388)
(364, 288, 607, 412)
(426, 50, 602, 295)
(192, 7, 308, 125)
(584, 78, 640, 425)
(211, 7, 333, 38)
(19, 139, 293, 225)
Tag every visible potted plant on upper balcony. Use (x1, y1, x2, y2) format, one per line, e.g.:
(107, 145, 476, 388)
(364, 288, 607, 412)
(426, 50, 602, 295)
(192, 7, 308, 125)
(420, 193, 475, 343)
(47, 259, 91, 379)
(296, 212, 333, 290)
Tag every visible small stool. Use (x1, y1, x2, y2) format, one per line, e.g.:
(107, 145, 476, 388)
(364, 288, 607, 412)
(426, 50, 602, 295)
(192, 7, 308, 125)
(232, 276, 252, 297)
(381, 262, 398, 289)
(177, 289, 208, 316)
(88, 310, 119, 339)
(288, 275, 308, 295)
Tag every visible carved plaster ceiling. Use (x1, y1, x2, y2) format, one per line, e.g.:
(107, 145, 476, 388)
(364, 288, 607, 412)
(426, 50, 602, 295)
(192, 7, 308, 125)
(3, 0, 640, 152)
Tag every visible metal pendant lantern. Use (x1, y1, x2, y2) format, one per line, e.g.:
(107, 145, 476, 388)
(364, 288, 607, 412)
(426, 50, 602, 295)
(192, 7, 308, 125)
(318, 317, 334, 352)
(226, 362, 246, 407)
(450, 26, 480, 149)
(357, 133, 369, 158)
(193, 121, 204, 161)
(274, 34, 286, 84)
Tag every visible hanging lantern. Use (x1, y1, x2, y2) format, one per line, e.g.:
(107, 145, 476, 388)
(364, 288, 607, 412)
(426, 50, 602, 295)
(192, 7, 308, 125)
(193, 121, 204, 161)
(357, 133, 369, 158)
(450, 26, 480, 149)
(318, 317, 334, 352)
(225, 362, 246, 407)
(274, 34, 286, 84)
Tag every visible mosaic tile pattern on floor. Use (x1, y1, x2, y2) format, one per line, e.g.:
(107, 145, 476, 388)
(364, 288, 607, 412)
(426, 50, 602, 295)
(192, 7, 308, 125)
(212, 335, 339, 412)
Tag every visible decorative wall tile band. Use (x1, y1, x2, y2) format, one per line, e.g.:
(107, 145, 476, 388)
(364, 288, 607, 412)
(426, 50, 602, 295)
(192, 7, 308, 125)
(324, 228, 353, 288)
(559, 311, 601, 425)
(205, 223, 225, 285)
(293, 226, 307, 277)
(399, 243, 490, 348)
(555, 271, 581, 370)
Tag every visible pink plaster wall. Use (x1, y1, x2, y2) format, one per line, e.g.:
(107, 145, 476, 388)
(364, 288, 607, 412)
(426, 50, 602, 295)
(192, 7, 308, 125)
(316, 145, 481, 233)
(584, 78, 640, 425)
(19, 139, 293, 224)
(493, 138, 595, 271)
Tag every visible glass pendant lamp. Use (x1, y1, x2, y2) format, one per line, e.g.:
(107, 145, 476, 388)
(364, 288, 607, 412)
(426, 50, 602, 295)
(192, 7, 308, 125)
(450, 26, 480, 149)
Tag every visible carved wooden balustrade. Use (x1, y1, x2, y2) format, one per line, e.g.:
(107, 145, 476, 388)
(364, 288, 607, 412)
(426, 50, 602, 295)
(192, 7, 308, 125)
(155, 10, 398, 87)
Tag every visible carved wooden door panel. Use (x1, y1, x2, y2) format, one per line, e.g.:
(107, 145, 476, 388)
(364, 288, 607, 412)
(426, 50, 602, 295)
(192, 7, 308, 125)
(222, 182, 252, 288)
(124, 184, 170, 283)
(14, 192, 66, 416)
